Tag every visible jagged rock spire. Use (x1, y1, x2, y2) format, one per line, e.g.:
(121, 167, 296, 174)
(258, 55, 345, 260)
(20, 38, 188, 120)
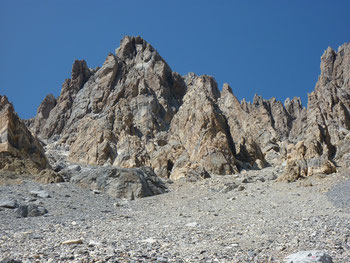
(25, 37, 350, 181)
(0, 95, 49, 174)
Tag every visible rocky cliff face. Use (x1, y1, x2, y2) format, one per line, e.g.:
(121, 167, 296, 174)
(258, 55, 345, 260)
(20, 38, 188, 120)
(31, 37, 187, 172)
(308, 44, 350, 165)
(29, 36, 244, 179)
(27, 37, 350, 181)
(0, 96, 49, 174)
(166, 74, 239, 179)
(279, 44, 350, 181)
(218, 84, 300, 168)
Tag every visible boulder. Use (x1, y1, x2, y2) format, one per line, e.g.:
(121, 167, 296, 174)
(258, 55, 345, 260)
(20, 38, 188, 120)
(70, 166, 168, 200)
(0, 198, 18, 209)
(15, 204, 48, 218)
(35, 169, 64, 184)
(284, 250, 333, 263)
(30, 190, 50, 198)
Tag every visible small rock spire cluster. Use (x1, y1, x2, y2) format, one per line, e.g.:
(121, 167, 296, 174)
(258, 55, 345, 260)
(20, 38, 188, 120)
(2, 37, 350, 182)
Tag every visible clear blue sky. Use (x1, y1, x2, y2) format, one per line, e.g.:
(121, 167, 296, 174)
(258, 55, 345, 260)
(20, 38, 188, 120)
(1, 1, 349, 119)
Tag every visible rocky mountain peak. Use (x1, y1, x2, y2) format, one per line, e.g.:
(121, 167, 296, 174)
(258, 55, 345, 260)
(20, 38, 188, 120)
(184, 74, 221, 101)
(284, 97, 303, 118)
(71, 60, 90, 81)
(0, 95, 11, 109)
(2, 38, 350, 263)
(0, 95, 49, 174)
(20, 38, 350, 182)
(116, 36, 156, 62)
(252, 93, 264, 106)
(221, 83, 233, 95)
(319, 46, 337, 86)
(38, 94, 56, 119)
(62, 59, 91, 99)
(219, 83, 241, 112)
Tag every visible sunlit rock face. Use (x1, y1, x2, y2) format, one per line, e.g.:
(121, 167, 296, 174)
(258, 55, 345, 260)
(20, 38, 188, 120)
(0, 95, 49, 174)
(28, 37, 350, 181)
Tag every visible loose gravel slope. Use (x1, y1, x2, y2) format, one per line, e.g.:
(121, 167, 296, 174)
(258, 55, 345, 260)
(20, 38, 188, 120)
(1, 167, 350, 262)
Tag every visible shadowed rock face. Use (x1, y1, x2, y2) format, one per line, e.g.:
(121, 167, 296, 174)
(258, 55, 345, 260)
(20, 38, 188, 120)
(27, 36, 350, 181)
(0, 95, 49, 174)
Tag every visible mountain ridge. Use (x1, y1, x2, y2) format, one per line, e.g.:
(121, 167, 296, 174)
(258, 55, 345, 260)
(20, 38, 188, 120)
(1, 36, 350, 183)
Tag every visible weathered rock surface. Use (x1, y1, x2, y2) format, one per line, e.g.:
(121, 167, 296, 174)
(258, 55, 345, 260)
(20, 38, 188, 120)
(0, 95, 49, 174)
(3, 36, 350, 262)
(28, 93, 56, 135)
(0, 168, 349, 262)
(0, 197, 18, 209)
(35, 169, 64, 184)
(15, 204, 48, 218)
(25, 37, 350, 182)
(284, 250, 333, 263)
(0, 259, 22, 263)
(26, 36, 272, 179)
(167, 74, 239, 178)
(29, 190, 50, 198)
(30, 37, 188, 175)
(31, 60, 91, 139)
(70, 166, 168, 200)
(278, 44, 350, 181)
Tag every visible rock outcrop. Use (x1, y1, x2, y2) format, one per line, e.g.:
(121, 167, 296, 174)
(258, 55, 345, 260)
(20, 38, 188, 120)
(70, 166, 168, 200)
(28, 36, 245, 179)
(278, 44, 350, 181)
(167, 74, 239, 179)
(29, 93, 56, 136)
(31, 60, 92, 139)
(0, 95, 49, 174)
(284, 250, 333, 263)
(27, 36, 350, 181)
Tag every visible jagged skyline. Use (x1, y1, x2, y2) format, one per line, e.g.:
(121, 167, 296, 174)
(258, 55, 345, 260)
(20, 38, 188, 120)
(1, 8, 350, 261)
(1, 1, 350, 119)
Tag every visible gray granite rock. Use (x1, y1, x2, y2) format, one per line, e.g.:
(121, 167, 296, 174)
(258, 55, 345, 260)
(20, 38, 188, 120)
(0, 198, 18, 209)
(284, 250, 333, 263)
(30, 190, 50, 198)
(71, 166, 168, 200)
(15, 204, 48, 218)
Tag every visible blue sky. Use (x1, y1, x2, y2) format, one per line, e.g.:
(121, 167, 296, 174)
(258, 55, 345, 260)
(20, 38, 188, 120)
(1, 0, 350, 119)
